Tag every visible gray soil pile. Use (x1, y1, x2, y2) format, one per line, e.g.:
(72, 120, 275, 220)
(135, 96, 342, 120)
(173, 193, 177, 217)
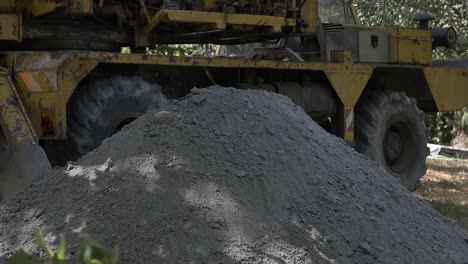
(1, 87, 467, 263)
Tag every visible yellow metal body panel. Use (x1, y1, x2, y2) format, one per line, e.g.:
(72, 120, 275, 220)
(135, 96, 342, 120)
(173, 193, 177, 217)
(0, 67, 37, 148)
(387, 28, 432, 65)
(6, 51, 374, 140)
(4, 51, 468, 143)
(424, 67, 468, 111)
(144, 10, 296, 34)
(325, 51, 373, 108)
(300, 0, 320, 32)
(343, 25, 433, 65)
(0, 68, 52, 201)
(0, 14, 21, 41)
(324, 56, 373, 143)
(17, 0, 62, 16)
(325, 66, 372, 108)
(17, 71, 58, 92)
(10, 52, 98, 139)
(203, 0, 218, 9)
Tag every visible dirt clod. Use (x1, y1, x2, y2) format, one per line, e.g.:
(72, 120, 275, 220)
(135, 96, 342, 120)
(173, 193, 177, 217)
(1, 87, 468, 263)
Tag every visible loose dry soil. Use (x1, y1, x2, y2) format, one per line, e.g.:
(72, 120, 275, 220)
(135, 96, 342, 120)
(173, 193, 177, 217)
(417, 158, 468, 231)
(1, 87, 468, 263)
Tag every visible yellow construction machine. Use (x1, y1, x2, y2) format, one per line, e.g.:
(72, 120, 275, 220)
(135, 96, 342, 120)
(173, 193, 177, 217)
(0, 0, 467, 200)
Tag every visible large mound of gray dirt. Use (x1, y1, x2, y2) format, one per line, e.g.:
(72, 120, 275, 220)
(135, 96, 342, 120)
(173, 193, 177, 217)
(1, 87, 467, 263)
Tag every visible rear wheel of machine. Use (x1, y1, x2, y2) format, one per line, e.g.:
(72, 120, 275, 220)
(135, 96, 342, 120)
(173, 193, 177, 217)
(68, 76, 166, 157)
(355, 90, 428, 191)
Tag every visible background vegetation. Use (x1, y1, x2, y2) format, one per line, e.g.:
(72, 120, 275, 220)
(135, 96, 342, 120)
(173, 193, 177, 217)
(356, 0, 468, 145)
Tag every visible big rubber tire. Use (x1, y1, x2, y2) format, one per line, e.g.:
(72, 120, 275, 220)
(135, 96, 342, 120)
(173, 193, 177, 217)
(68, 76, 167, 156)
(355, 90, 428, 191)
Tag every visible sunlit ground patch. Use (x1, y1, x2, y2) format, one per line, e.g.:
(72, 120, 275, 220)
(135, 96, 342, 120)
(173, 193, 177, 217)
(417, 158, 468, 231)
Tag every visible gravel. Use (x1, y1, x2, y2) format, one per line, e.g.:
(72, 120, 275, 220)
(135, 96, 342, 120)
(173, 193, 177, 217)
(1, 87, 467, 263)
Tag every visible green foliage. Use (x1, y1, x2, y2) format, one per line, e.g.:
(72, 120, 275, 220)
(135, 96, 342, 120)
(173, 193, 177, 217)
(79, 239, 119, 264)
(355, 0, 468, 144)
(458, 36, 468, 48)
(9, 251, 41, 264)
(355, 0, 468, 58)
(462, 108, 468, 132)
(8, 229, 118, 264)
(426, 112, 456, 145)
(35, 229, 64, 262)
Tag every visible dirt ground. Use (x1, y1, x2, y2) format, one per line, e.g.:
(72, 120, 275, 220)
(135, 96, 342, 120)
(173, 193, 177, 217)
(417, 157, 468, 231)
(453, 133, 468, 149)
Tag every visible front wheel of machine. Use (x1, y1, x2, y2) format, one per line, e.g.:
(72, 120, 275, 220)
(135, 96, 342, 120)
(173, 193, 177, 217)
(67, 76, 167, 159)
(355, 90, 428, 191)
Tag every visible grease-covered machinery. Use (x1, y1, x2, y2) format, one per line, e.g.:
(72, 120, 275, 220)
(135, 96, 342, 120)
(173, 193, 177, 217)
(0, 0, 457, 54)
(0, 0, 466, 200)
(0, 0, 314, 49)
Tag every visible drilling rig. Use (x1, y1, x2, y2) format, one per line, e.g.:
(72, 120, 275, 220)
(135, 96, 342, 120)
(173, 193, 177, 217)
(0, 0, 467, 200)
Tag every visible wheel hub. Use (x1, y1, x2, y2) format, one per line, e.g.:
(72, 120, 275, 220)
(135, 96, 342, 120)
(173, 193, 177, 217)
(385, 130, 402, 161)
(383, 122, 414, 174)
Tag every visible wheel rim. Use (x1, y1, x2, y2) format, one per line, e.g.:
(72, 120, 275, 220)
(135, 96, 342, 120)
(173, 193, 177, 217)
(383, 121, 414, 173)
(385, 129, 402, 161)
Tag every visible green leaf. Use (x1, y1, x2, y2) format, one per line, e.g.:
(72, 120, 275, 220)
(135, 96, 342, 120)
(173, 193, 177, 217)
(111, 244, 119, 264)
(56, 239, 66, 262)
(34, 229, 54, 259)
(8, 250, 41, 264)
(80, 239, 119, 264)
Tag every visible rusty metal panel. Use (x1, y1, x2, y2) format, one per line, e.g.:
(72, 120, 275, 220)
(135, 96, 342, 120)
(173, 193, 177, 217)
(0, 14, 21, 41)
(145, 10, 297, 34)
(13, 52, 67, 71)
(0, 67, 38, 147)
(11, 52, 98, 139)
(17, 71, 58, 93)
